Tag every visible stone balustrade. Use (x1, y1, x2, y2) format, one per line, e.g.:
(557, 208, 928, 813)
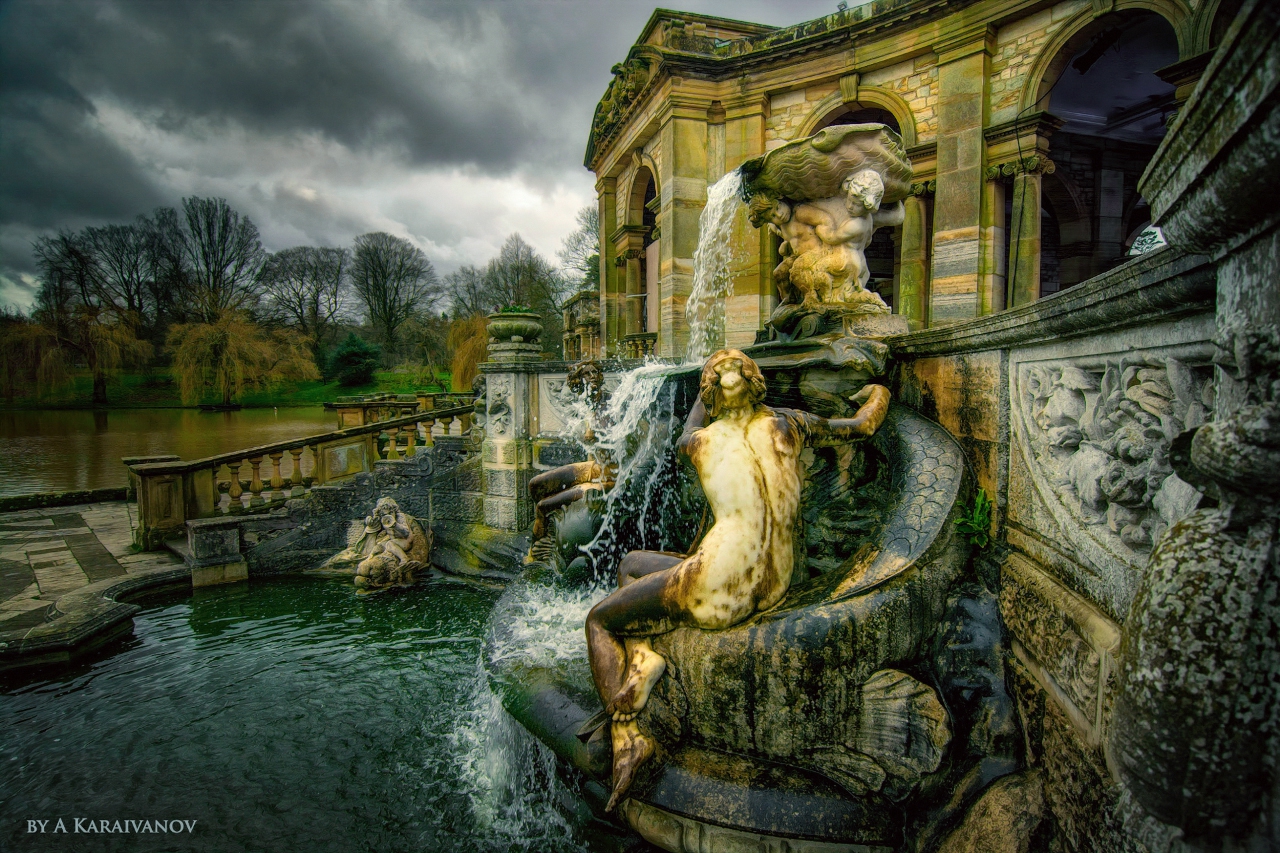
(126, 404, 474, 550)
(325, 391, 473, 429)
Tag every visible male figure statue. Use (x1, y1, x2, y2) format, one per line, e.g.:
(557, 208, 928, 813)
(585, 349, 891, 810)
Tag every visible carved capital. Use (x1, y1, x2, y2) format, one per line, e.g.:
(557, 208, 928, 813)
(909, 179, 936, 196)
(986, 156, 1056, 181)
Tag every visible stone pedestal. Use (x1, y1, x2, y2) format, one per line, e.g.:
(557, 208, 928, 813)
(481, 313, 544, 531)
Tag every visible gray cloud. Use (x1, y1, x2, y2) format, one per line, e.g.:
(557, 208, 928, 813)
(0, 0, 842, 307)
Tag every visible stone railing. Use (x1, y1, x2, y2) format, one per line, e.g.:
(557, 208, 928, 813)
(325, 391, 473, 428)
(126, 404, 474, 550)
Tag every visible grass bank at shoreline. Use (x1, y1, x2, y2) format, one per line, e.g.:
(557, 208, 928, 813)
(0, 369, 453, 410)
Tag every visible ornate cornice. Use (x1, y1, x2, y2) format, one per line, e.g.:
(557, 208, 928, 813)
(983, 111, 1065, 146)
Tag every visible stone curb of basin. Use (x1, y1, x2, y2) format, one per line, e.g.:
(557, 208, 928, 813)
(0, 565, 191, 673)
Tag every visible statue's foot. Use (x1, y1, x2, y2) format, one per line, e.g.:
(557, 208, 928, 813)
(606, 721, 655, 812)
(608, 644, 666, 722)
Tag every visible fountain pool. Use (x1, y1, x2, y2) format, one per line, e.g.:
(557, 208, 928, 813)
(0, 577, 642, 853)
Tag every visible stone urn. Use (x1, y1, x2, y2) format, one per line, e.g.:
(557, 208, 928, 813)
(487, 311, 544, 362)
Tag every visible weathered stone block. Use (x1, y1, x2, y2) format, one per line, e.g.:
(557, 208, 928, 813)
(1000, 553, 1119, 745)
(483, 496, 533, 531)
(483, 468, 533, 499)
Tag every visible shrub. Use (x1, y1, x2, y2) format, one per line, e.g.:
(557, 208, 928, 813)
(327, 334, 381, 387)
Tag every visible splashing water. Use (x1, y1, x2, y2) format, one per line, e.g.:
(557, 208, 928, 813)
(580, 362, 704, 577)
(685, 170, 744, 362)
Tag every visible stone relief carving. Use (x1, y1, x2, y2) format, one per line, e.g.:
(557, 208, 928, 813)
(1017, 354, 1212, 556)
(487, 377, 513, 438)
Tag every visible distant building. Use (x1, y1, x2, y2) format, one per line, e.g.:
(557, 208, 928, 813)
(561, 289, 602, 361)
(586, 0, 1240, 358)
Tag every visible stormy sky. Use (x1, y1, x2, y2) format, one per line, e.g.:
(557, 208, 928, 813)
(0, 0, 843, 309)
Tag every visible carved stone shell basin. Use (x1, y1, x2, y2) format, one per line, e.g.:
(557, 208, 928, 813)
(486, 312, 543, 344)
(484, 405, 970, 848)
(738, 123, 914, 206)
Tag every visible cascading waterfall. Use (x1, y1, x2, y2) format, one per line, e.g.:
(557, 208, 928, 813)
(465, 177, 744, 837)
(685, 170, 744, 362)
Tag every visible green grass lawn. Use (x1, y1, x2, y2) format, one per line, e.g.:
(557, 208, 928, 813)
(3, 368, 453, 409)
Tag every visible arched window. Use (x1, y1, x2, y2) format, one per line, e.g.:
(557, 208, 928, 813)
(1036, 10, 1180, 289)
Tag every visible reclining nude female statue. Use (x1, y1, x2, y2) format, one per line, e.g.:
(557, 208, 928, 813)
(586, 349, 891, 810)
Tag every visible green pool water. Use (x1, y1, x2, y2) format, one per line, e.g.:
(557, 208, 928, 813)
(0, 577, 630, 853)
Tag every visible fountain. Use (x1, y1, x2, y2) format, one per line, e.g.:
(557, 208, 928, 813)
(487, 124, 1025, 852)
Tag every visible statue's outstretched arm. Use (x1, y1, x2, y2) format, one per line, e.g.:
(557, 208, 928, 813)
(873, 201, 905, 228)
(813, 384, 891, 441)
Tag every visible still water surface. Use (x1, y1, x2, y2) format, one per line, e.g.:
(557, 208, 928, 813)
(0, 408, 335, 497)
(0, 577, 621, 853)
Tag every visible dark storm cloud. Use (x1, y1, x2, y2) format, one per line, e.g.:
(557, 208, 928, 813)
(0, 0, 842, 305)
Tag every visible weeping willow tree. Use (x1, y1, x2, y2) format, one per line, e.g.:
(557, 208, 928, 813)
(168, 311, 319, 406)
(447, 314, 488, 393)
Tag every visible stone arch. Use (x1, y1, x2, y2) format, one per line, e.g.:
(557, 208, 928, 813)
(626, 164, 657, 227)
(1194, 0, 1244, 53)
(1020, 2, 1189, 113)
(797, 87, 916, 146)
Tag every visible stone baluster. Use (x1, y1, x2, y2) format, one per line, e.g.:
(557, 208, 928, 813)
(269, 452, 284, 500)
(288, 448, 304, 496)
(422, 418, 435, 447)
(228, 459, 245, 512)
(386, 427, 402, 460)
(404, 424, 417, 457)
(247, 456, 265, 507)
(307, 444, 321, 485)
(442, 415, 456, 436)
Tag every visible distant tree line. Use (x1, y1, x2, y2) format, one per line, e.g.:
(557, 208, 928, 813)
(2, 197, 600, 405)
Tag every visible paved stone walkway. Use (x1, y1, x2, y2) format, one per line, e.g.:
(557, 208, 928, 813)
(0, 501, 182, 637)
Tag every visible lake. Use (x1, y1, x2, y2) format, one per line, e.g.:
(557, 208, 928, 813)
(0, 408, 337, 498)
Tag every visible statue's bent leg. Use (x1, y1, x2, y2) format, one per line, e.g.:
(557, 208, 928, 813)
(617, 550, 682, 587)
(586, 566, 686, 810)
(586, 568, 680, 713)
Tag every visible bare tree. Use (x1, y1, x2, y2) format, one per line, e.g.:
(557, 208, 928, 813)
(179, 197, 267, 322)
(442, 265, 489, 319)
(350, 232, 439, 358)
(31, 231, 151, 405)
(557, 204, 600, 288)
(483, 233, 569, 356)
(82, 221, 151, 320)
(141, 206, 191, 330)
(260, 246, 351, 358)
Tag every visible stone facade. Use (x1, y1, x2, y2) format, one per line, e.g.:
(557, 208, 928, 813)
(890, 1, 1280, 847)
(587, 0, 1237, 357)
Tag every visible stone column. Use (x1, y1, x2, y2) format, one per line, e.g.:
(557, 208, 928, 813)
(897, 184, 933, 330)
(929, 26, 995, 325)
(658, 96, 709, 358)
(723, 97, 768, 348)
(978, 169, 1007, 314)
(480, 314, 543, 531)
(597, 177, 620, 355)
(1005, 156, 1054, 308)
(624, 248, 644, 337)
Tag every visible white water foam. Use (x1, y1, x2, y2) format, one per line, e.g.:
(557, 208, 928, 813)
(685, 170, 744, 362)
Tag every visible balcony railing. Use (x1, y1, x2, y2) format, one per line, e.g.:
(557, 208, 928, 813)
(126, 404, 474, 550)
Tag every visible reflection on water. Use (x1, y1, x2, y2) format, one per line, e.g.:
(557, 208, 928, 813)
(0, 578, 616, 853)
(0, 408, 334, 497)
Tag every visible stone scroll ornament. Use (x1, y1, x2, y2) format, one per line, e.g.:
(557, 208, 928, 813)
(582, 349, 893, 811)
(1109, 319, 1280, 845)
(325, 497, 431, 591)
(739, 123, 913, 341)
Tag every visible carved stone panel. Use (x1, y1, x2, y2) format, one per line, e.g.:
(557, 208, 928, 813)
(1007, 316, 1215, 614)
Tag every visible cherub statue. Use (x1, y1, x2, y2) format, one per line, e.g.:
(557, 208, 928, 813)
(584, 349, 891, 810)
(326, 497, 430, 590)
